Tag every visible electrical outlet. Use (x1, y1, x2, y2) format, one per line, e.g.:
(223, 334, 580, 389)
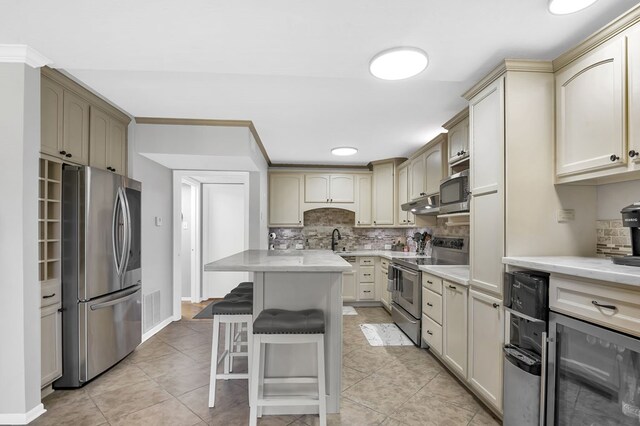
(155, 216, 163, 227)
(295, 243, 304, 250)
(384, 244, 392, 250)
(556, 209, 575, 223)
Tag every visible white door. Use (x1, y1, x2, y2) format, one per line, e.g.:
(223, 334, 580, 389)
(424, 144, 443, 196)
(355, 175, 372, 226)
(372, 162, 395, 225)
(181, 184, 192, 299)
(202, 183, 248, 298)
(443, 282, 468, 378)
(628, 28, 640, 168)
(409, 155, 425, 200)
(305, 174, 330, 203)
(397, 166, 409, 225)
(269, 174, 302, 226)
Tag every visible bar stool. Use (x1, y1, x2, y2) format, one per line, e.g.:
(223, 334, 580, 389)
(208, 297, 253, 408)
(249, 309, 327, 426)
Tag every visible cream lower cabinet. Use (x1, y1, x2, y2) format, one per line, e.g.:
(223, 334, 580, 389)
(41, 303, 62, 387)
(342, 271, 357, 302)
(468, 289, 503, 412)
(442, 282, 468, 378)
(269, 174, 303, 226)
(355, 175, 372, 226)
(379, 267, 391, 311)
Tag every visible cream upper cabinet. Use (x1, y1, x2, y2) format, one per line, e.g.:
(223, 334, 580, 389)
(628, 28, 640, 168)
(305, 175, 330, 203)
(424, 143, 444, 196)
(41, 77, 64, 158)
(409, 155, 426, 200)
(555, 36, 627, 178)
(89, 108, 109, 170)
(468, 289, 503, 412)
(372, 161, 395, 225)
(62, 90, 90, 166)
(269, 174, 303, 226)
(305, 174, 354, 203)
(41, 304, 62, 387)
(469, 78, 505, 297)
(329, 175, 354, 203)
(108, 119, 127, 175)
(448, 117, 469, 164)
(355, 175, 372, 226)
(442, 282, 468, 378)
(397, 165, 409, 225)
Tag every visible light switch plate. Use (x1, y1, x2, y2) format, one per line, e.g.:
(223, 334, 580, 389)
(295, 243, 304, 250)
(556, 209, 575, 222)
(364, 244, 372, 250)
(384, 244, 392, 250)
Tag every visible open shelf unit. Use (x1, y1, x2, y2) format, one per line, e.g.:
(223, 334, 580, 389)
(38, 158, 62, 283)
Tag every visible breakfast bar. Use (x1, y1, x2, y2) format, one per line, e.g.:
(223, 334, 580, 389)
(204, 250, 351, 415)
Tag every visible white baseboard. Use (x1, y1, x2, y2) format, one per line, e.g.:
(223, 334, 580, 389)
(0, 403, 46, 424)
(141, 316, 174, 343)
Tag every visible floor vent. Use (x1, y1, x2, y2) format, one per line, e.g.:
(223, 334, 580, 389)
(143, 290, 162, 332)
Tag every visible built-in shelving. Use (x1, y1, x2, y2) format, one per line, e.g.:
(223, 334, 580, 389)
(38, 158, 62, 283)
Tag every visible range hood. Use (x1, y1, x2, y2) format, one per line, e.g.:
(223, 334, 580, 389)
(401, 194, 440, 216)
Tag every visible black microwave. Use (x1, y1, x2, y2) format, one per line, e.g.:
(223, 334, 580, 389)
(439, 170, 469, 214)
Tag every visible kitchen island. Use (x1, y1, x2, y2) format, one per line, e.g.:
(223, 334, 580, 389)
(204, 250, 351, 415)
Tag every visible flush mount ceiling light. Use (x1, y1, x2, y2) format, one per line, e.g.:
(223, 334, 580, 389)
(331, 147, 358, 156)
(548, 0, 598, 15)
(369, 47, 428, 80)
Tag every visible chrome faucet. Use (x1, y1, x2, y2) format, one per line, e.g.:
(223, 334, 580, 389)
(331, 228, 342, 252)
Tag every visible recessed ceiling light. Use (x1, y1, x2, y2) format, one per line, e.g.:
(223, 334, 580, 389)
(369, 47, 428, 80)
(331, 147, 358, 156)
(548, 0, 598, 15)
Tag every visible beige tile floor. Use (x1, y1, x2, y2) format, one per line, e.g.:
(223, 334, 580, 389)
(33, 303, 501, 426)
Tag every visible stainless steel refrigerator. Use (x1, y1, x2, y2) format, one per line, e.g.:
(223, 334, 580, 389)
(55, 165, 142, 388)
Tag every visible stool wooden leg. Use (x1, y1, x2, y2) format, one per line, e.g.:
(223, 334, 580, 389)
(223, 322, 231, 376)
(208, 316, 220, 407)
(249, 334, 261, 426)
(316, 335, 327, 426)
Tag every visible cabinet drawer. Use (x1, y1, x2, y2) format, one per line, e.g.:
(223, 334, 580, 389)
(380, 258, 389, 271)
(422, 287, 442, 324)
(550, 275, 640, 338)
(422, 314, 442, 356)
(358, 266, 375, 283)
(422, 272, 443, 295)
(359, 257, 375, 266)
(41, 279, 61, 308)
(359, 284, 375, 300)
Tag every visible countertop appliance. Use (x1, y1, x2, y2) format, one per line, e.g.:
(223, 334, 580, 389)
(612, 201, 640, 267)
(503, 271, 549, 426)
(55, 166, 142, 388)
(439, 170, 470, 215)
(401, 194, 440, 216)
(389, 236, 469, 346)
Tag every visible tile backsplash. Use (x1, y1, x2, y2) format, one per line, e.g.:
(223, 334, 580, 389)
(269, 208, 469, 251)
(596, 219, 632, 258)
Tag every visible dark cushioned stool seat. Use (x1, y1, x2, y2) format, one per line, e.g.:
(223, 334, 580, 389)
(224, 292, 252, 300)
(253, 309, 325, 334)
(236, 281, 253, 289)
(230, 287, 253, 295)
(211, 299, 253, 315)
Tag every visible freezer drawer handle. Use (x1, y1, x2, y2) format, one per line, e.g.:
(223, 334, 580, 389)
(90, 287, 140, 311)
(591, 300, 617, 311)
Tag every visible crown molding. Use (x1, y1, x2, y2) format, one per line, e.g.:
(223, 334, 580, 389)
(553, 4, 640, 72)
(442, 108, 469, 130)
(134, 116, 272, 166)
(0, 44, 52, 68)
(269, 163, 371, 171)
(462, 60, 553, 101)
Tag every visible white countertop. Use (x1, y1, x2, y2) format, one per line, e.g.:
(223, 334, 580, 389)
(503, 256, 640, 287)
(419, 265, 470, 286)
(204, 249, 352, 272)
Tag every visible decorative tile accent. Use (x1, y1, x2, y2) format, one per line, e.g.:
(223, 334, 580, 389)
(596, 220, 632, 258)
(269, 208, 469, 251)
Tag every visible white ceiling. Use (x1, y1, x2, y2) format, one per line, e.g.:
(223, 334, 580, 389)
(2, 0, 638, 165)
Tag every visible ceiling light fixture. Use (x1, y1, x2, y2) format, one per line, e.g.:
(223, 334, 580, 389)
(369, 47, 428, 80)
(548, 0, 598, 15)
(331, 147, 358, 156)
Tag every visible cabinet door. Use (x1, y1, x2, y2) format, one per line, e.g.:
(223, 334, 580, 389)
(355, 175, 372, 226)
(342, 271, 357, 302)
(409, 155, 426, 200)
(469, 79, 505, 297)
(108, 119, 127, 175)
(329, 174, 354, 203)
(89, 107, 109, 170)
(41, 304, 62, 387)
(424, 143, 443, 196)
(41, 77, 64, 158)
(269, 174, 302, 226)
(556, 37, 627, 177)
(468, 289, 503, 412)
(443, 282, 468, 378)
(380, 269, 391, 311)
(397, 166, 409, 224)
(372, 162, 394, 225)
(62, 91, 90, 165)
(305, 175, 330, 203)
(628, 29, 640, 168)
(448, 118, 469, 164)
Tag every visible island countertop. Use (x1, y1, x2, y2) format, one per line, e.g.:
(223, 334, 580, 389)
(204, 249, 352, 272)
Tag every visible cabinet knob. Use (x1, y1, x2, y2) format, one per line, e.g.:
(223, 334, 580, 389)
(492, 303, 500, 309)
(326, 199, 329, 202)
(448, 284, 457, 290)
(630, 150, 639, 158)
(610, 154, 620, 162)
(298, 220, 301, 224)
(373, 221, 376, 224)
(330, 199, 333, 202)
(59, 150, 66, 155)
(357, 221, 360, 224)
(65, 153, 72, 158)
(426, 302, 433, 307)
(457, 151, 462, 156)
(420, 192, 426, 196)
(426, 330, 433, 335)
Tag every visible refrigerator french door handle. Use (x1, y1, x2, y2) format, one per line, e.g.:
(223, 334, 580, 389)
(90, 285, 141, 310)
(112, 188, 128, 276)
(121, 186, 133, 275)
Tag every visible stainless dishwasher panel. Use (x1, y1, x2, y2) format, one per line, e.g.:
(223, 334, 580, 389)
(79, 285, 142, 382)
(503, 352, 541, 426)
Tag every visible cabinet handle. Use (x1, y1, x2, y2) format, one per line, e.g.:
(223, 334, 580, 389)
(326, 198, 329, 202)
(57, 308, 64, 313)
(630, 150, 639, 158)
(448, 284, 456, 290)
(492, 303, 500, 309)
(610, 154, 620, 162)
(427, 280, 433, 284)
(43, 293, 56, 299)
(65, 153, 72, 158)
(592, 300, 617, 310)
(59, 150, 66, 155)
(330, 199, 333, 202)
(426, 302, 433, 307)
(364, 290, 371, 293)
(426, 330, 433, 335)
(420, 192, 426, 196)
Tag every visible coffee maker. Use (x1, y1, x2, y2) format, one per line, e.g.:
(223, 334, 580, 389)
(612, 202, 640, 267)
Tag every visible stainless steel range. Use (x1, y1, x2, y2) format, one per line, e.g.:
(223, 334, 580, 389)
(388, 236, 468, 345)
